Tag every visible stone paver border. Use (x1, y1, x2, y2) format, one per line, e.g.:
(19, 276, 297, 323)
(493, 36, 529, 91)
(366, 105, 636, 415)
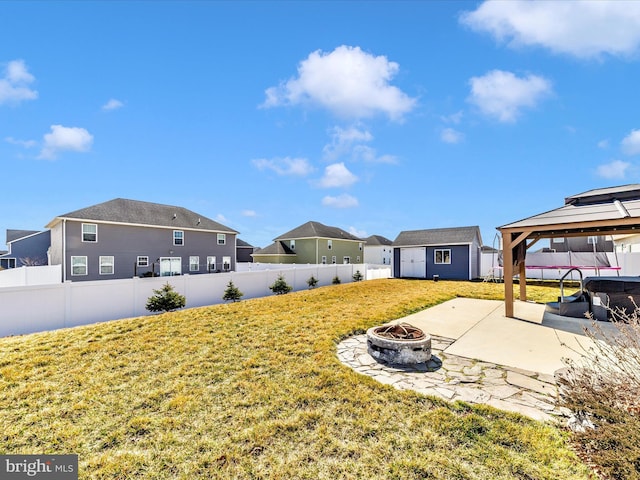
(337, 334, 567, 422)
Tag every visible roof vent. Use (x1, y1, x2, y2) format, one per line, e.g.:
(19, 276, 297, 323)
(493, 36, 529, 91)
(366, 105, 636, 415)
(173, 213, 177, 219)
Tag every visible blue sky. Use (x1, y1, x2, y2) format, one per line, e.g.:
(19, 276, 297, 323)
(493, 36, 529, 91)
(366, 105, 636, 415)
(3, 1, 640, 249)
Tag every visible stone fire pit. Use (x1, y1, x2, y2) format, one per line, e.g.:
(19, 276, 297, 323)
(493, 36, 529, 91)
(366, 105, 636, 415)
(366, 323, 431, 365)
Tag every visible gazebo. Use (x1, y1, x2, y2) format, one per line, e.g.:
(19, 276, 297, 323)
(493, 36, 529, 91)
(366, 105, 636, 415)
(498, 184, 640, 317)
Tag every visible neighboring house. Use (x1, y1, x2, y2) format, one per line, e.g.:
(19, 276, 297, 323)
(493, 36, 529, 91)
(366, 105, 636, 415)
(236, 238, 256, 263)
(548, 235, 613, 252)
(45, 198, 239, 281)
(363, 235, 393, 265)
(0, 229, 51, 269)
(252, 221, 364, 265)
(610, 233, 640, 252)
(392, 226, 483, 280)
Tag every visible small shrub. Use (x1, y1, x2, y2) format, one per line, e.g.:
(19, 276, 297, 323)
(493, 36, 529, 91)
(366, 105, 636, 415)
(270, 274, 293, 295)
(352, 270, 364, 282)
(332, 276, 341, 285)
(307, 275, 318, 289)
(558, 300, 640, 479)
(146, 283, 186, 312)
(222, 280, 243, 302)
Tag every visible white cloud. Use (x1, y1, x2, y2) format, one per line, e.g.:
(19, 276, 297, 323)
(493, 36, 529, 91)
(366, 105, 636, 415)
(621, 129, 640, 155)
(322, 194, 359, 208)
(598, 139, 609, 149)
(38, 125, 93, 160)
(323, 125, 397, 164)
(460, 1, 640, 59)
(596, 160, 631, 179)
(0, 59, 38, 105)
(441, 111, 464, 124)
(349, 226, 368, 238)
(262, 45, 416, 121)
(318, 162, 358, 188)
(102, 98, 124, 111)
(216, 214, 228, 223)
(441, 128, 464, 144)
(467, 70, 552, 122)
(252, 156, 314, 176)
(241, 210, 257, 217)
(5, 136, 36, 148)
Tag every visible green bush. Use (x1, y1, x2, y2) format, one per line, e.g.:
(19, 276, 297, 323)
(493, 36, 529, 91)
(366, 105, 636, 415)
(307, 275, 318, 289)
(146, 283, 186, 312)
(332, 276, 341, 285)
(222, 280, 243, 302)
(352, 270, 364, 282)
(269, 274, 293, 295)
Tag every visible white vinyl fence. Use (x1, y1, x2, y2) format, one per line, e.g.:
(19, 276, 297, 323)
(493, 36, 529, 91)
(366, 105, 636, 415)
(0, 264, 391, 337)
(0, 265, 61, 287)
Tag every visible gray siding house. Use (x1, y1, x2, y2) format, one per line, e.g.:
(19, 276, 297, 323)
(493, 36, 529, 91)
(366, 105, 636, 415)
(0, 229, 51, 269)
(392, 226, 482, 280)
(46, 198, 239, 282)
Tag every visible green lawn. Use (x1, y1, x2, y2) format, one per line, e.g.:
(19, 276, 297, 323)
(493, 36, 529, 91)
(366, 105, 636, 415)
(0, 279, 593, 479)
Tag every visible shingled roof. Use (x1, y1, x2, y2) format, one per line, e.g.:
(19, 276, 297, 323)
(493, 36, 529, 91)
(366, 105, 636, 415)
(46, 198, 238, 233)
(274, 221, 361, 241)
(252, 241, 296, 256)
(6, 229, 41, 243)
(393, 226, 481, 247)
(364, 234, 393, 246)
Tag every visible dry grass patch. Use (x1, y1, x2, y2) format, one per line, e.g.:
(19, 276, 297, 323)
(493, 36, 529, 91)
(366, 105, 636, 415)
(0, 279, 590, 479)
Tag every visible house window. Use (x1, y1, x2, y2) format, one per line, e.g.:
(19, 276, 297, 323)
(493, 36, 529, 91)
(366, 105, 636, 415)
(552, 237, 565, 243)
(71, 256, 87, 276)
(290, 240, 295, 250)
(99, 256, 114, 275)
(82, 223, 97, 242)
(190, 256, 200, 272)
(356, 256, 360, 262)
(588, 236, 598, 245)
(207, 256, 216, 272)
(434, 249, 451, 265)
(217, 234, 226, 245)
(359, 243, 363, 251)
(343, 256, 351, 264)
(173, 230, 184, 246)
(137, 256, 149, 267)
(222, 256, 231, 271)
(332, 256, 337, 264)
(321, 256, 327, 264)
(327, 240, 332, 250)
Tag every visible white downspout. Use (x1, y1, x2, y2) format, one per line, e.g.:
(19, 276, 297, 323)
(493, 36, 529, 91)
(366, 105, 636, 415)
(62, 219, 67, 281)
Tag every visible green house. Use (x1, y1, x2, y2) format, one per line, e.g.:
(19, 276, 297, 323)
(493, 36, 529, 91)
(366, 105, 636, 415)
(252, 221, 364, 265)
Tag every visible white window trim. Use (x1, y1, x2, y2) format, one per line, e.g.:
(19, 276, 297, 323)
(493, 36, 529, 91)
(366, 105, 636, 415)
(343, 256, 350, 264)
(321, 256, 327, 264)
(71, 256, 88, 276)
(588, 236, 598, 245)
(137, 256, 149, 267)
(331, 255, 337, 264)
(290, 240, 295, 250)
(189, 256, 200, 272)
(99, 256, 114, 275)
(173, 230, 184, 246)
(552, 237, 565, 243)
(217, 233, 226, 245)
(82, 223, 98, 243)
(222, 256, 231, 271)
(327, 240, 332, 250)
(207, 256, 216, 272)
(434, 248, 451, 265)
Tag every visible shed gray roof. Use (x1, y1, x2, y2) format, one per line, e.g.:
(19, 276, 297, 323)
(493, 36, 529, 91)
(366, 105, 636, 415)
(393, 226, 481, 247)
(236, 238, 254, 248)
(275, 221, 361, 241)
(46, 198, 238, 233)
(364, 235, 393, 246)
(252, 241, 296, 256)
(6, 229, 41, 243)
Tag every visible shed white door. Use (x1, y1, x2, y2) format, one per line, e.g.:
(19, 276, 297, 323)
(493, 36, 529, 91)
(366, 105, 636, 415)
(400, 248, 426, 278)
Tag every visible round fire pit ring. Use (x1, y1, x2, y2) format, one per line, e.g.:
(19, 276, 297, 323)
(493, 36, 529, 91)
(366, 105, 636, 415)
(366, 322, 431, 365)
